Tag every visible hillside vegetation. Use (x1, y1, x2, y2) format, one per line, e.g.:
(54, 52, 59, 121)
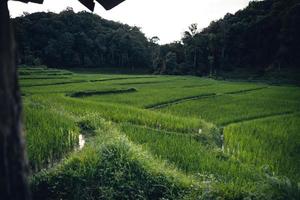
(14, 0, 300, 82)
(20, 67, 300, 199)
(162, 0, 300, 76)
(13, 8, 150, 70)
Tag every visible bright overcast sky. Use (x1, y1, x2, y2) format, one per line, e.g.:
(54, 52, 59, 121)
(8, 0, 252, 44)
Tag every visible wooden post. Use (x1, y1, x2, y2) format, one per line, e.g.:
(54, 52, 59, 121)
(0, 1, 30, 199)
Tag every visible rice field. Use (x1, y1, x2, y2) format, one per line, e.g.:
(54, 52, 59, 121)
(24, 104, 79, 171)
(20, 67, 300, 199)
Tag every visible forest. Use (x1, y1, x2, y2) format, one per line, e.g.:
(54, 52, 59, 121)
(13, 0, 300, 79)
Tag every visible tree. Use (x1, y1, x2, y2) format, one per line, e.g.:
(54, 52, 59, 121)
(14, 11, 152, 70)
(0, 1, 125, 199)
(148, 36, 160, 70)
(179, 0, 300, 77)
(183, 23, 201, 73)
(0, 1, 29, 199)
(165, 52, 178, 74)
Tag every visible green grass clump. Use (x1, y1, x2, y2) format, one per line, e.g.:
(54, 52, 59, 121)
(24, 104, 79, 171)
(30, 120, 196, 200)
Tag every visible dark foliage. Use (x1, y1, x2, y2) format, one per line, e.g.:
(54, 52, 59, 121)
(13, 8, 151, 70)
(14, 0, 300, 79)
(155, 0, 300, 78)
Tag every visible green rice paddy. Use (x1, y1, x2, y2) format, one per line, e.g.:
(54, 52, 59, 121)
(20, 67, 300, 199)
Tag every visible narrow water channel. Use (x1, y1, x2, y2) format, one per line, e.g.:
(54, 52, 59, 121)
(78, 134, 86, 150)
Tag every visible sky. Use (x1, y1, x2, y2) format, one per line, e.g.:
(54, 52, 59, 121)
(8, 0, 252, 44)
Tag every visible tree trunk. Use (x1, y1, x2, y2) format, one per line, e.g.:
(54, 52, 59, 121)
(193, 50, 197, 73)
(0, 1, 30, 199)
(220, 46, 225, 70)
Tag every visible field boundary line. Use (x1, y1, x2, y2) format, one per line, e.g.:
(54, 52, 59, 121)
(89, 76, 156, 83)
(68, 88, 137, 98)
(21, 80, 87, 87)
(223, 87, 268, 95)
(20, 76, 70, 80)
(146, 87, 269, 110)
(182, 83, 214, 88)
(118, 122, 199, 137)
(21, 76, 157, 87)
(116, 80, 170, 86)
(145, 93, 217, 109)
(221, 111, 296, 127)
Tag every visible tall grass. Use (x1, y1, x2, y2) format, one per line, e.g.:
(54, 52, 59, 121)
(31, 119, 197, 200)
(119, 124, 263, 186)
(29, 94, 215, 135)
(224, 114, 300, 182)
(24, 104, 79, 171)
(158, 87, 300, 125)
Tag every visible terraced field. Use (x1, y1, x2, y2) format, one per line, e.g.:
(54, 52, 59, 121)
(20, 67, 300, 199)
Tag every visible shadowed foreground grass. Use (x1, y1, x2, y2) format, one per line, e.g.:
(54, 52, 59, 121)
(31, 119, 196, 200)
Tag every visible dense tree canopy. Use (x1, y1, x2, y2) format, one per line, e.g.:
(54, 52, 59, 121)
(14, 0, 300, 78)
(156, 0, 300, 76)
(13, 8, 151, 70)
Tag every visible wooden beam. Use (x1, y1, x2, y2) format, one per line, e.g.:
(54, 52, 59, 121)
(96, 0, 125, 10)
(78, 0, 95, 11)
(13, 0, 44, 3)
(12, 0, 125, 11)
